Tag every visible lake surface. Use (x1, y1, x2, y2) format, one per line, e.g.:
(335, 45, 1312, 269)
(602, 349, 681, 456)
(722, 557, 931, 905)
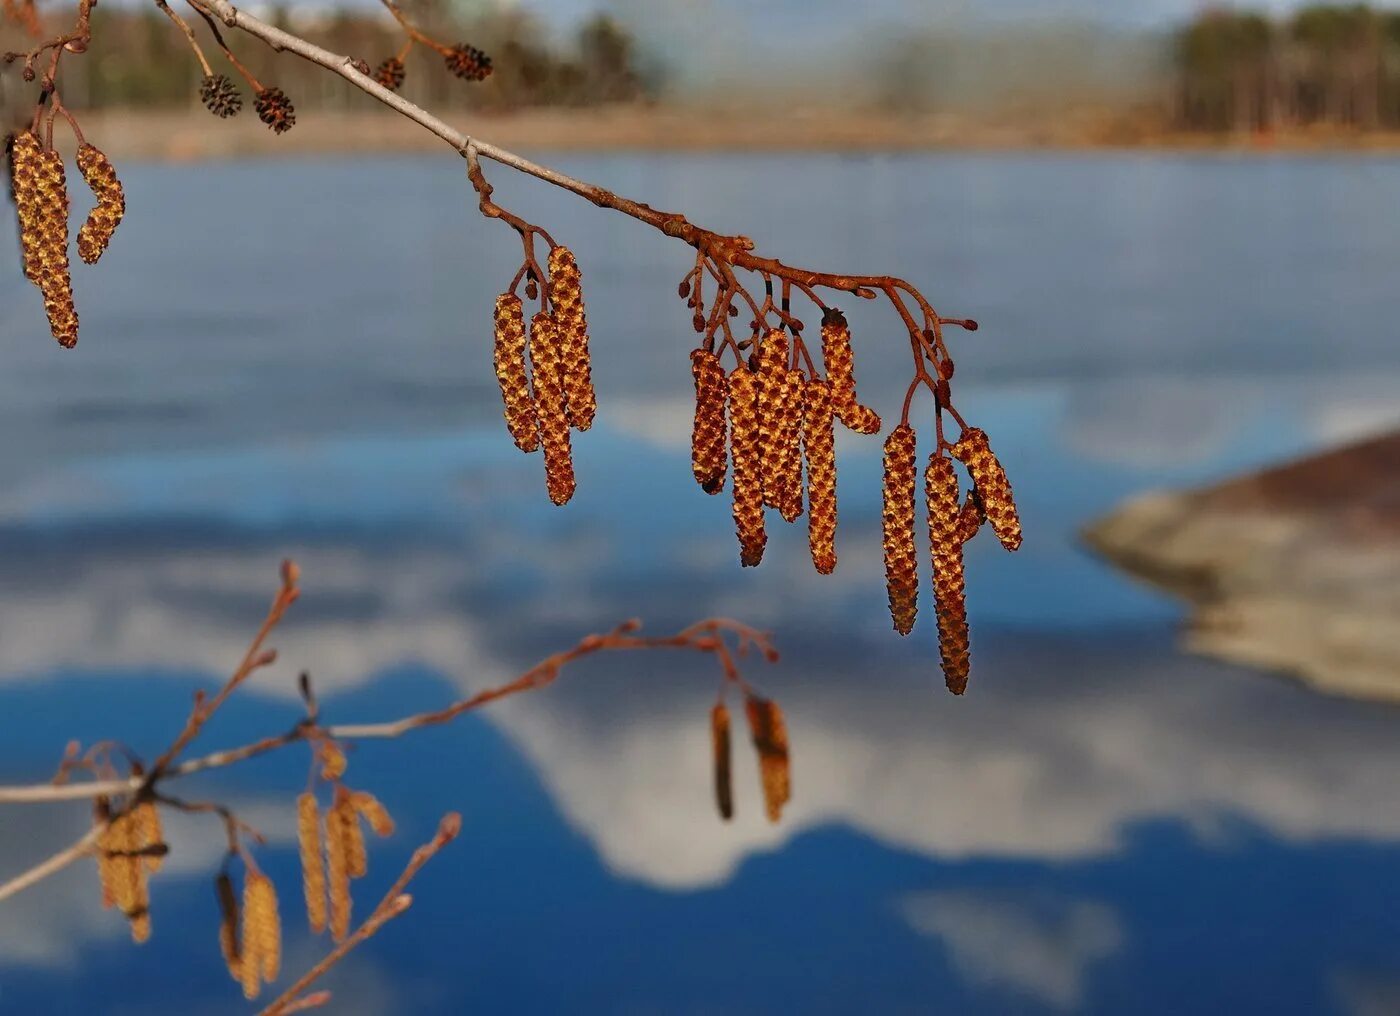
(1, 152, 1400, 1014)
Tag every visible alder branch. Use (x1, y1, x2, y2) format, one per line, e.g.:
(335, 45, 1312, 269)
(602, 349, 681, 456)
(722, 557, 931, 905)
(0, 824, 100, 904)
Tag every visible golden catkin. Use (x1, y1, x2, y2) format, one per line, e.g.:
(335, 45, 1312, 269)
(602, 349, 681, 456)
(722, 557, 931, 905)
(773, 369, 807, 523)
(325, 797, 353, 943)
(136, 799, 164, 873)
(75, 143, 124, 265)
(744, 697, 791, 823)
(755, 329, 789, 510)
(215, 872, 241, 982)
(339, 795, 368, 880)
(240, 872, 280, 998)
(802, 377, 838, 575)
(926, 455, 971, 694)
(951, 428, 1022, 551)
(690, 348, 728, 494)
(711, 702, 733, 822)
(727, 365, 766, 567)
(820, 308, 881, 435)
(351, 792, 396, 838)
(297, 793, 327, 935)
(319, 742, 347, 782)
(94, 800, 118, 910)
(957, 488, 984, 545)
(10, 131, 44, 283)
(547, 245, 596, 431)
(105, 810, 149, 937)
(34, 147, 78, 348)
(493, 293, 540, 453)
(528, 313, 577, 505)
(882, 424, 919, 636)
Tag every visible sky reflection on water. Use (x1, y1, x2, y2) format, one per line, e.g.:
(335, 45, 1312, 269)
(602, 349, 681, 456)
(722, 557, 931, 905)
(1, 153, 1400, 1013)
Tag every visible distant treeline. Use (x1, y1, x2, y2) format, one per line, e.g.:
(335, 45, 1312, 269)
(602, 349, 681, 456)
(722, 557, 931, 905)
(0, 6, 661, 114)
(1175, 4, 1400, 132)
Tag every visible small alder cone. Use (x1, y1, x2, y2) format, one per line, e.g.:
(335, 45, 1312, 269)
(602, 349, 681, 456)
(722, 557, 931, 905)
(240, 872, 282, 999)
(882, 424, 919, 636)
(745, 696, 791, 823)
(951, 428, 1022, 551)
(802, 377, 838, 575)
(728, 365, 767, 567)
(297, 792, 327, 935)
(215, 872, 241, 982)
(374, 56, 406, 91)
(712, 701, 734, 821)
(200, 74, 243, 118)
(689, 348, 728, 494)
(446, 42, 493, 81)
(75, 144, 124, 265)
(35, 146, 79, 348)
(547, 245, 596, 431)
(820, 308, 881, 435)
(493, 293, 540, 453)
(926, 455, 971, 694)
(254, 87, 297, 134)
(528, 313, 577, 505)
(956, 488, 984, 545)
(755, 329, 789, 510)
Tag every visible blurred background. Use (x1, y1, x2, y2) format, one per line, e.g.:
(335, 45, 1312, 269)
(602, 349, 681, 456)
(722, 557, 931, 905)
(3, 1, 1400, 1014)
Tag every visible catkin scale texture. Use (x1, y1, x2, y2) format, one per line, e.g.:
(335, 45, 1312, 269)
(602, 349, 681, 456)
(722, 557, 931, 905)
(925, 455, 971, 694)
(882, 424, 919, 635)
(240, 873, 281, 998)
(755, 329, 789, 510)
(34, 147, 78, 347)
(75, 144, 124, 265)
(529, 313, 577, 505)
(744, 697, 791, 823)
(820, 309, 881, 435)
(711, 702, 733, 821)
(548, 245, 596, 430)
(802, 377, 838, 574)
(297, 793, 327, 934)
(774, 369, 807, 522)
(326, 797, 353, 943)
(728, 366, 766, 567)
(690, 349, 728, 494)
(952, 428, 1022, 551)
(10, 131, 43, 284)
(493, 294, 540, 452)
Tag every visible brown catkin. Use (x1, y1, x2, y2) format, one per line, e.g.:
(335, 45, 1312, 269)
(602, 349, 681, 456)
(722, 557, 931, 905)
(548, 245, 596, 431)
(339, 794, 368, 880)
(926, 455, 971, 694)
(493, 294, 540, 453)
(297, 793, 327, 935)
(802, 377, 838, 575)
(106, 811, 149, 938)
(10, 131, 44, 284)
(528, 313, 577, 505)
(951, 428, 1022, 552)
(774, 369, 807, 523)
(35, 147, 77, 348)
(711, 702, 733, 821)
(690, 348, 728, 494)
(215, 872, 241, 982)
(727, 365, 766, 567)
(325, 797, 352, 943)
(94, 800, 118, 910)
(820, 308, 881, 435)
(75, 143, 124, 265)
(136, 799, 164, 873)
(882, 424, 919, 635)
(351, 792, 396, 838)
(744, 697, 791, 823)
(755, 329, 789, 510)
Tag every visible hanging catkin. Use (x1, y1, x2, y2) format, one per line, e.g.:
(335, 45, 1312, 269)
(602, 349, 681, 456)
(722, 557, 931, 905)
(951, 428, 1021, 551)
(744, 696, 791, 823)
(492, 293, 540, 453)
(10, 131, 44, 284)
(711, 701, 733, 822)
(728, 365, 766, 567)
(297, 793, 327, 934)
(215, 872, 241, 982)
(882, 424, 919, 635)
(802, 377, 838, 574)
(548, 245, 596, 430)
(351, 791, 396, 837)
(528, 312, 577, 505)
(34, 146, 77, 347)
(755, 329, 789, 510)
(773, 368, 806, 522)
(240, 872, 281, 998)
(690, 348, 728, 494)
(75, 143, 124, 265)
(325, 795, 352, 943)
(926, 455, 971, 694)
(820, 308, 881, 435)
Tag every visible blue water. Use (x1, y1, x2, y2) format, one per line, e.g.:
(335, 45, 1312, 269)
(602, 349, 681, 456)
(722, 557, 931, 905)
(1, 153, 1399, 1014)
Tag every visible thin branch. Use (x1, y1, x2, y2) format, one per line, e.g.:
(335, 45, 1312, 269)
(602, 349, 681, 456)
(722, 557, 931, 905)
(0, 825, 100, 904)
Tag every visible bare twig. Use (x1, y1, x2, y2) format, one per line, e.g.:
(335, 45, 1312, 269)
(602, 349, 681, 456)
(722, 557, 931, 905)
(0, 825, 100, 904)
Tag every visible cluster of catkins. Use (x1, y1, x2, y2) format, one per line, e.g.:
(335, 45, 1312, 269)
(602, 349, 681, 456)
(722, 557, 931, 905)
(94, 795, 164, 943)
(491, 245, 597, 505)
(711, 694, 791, 823)
(690, 308, 881, 574)
(882, 424, 1021, 694)
(8, 130, 125, 347)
